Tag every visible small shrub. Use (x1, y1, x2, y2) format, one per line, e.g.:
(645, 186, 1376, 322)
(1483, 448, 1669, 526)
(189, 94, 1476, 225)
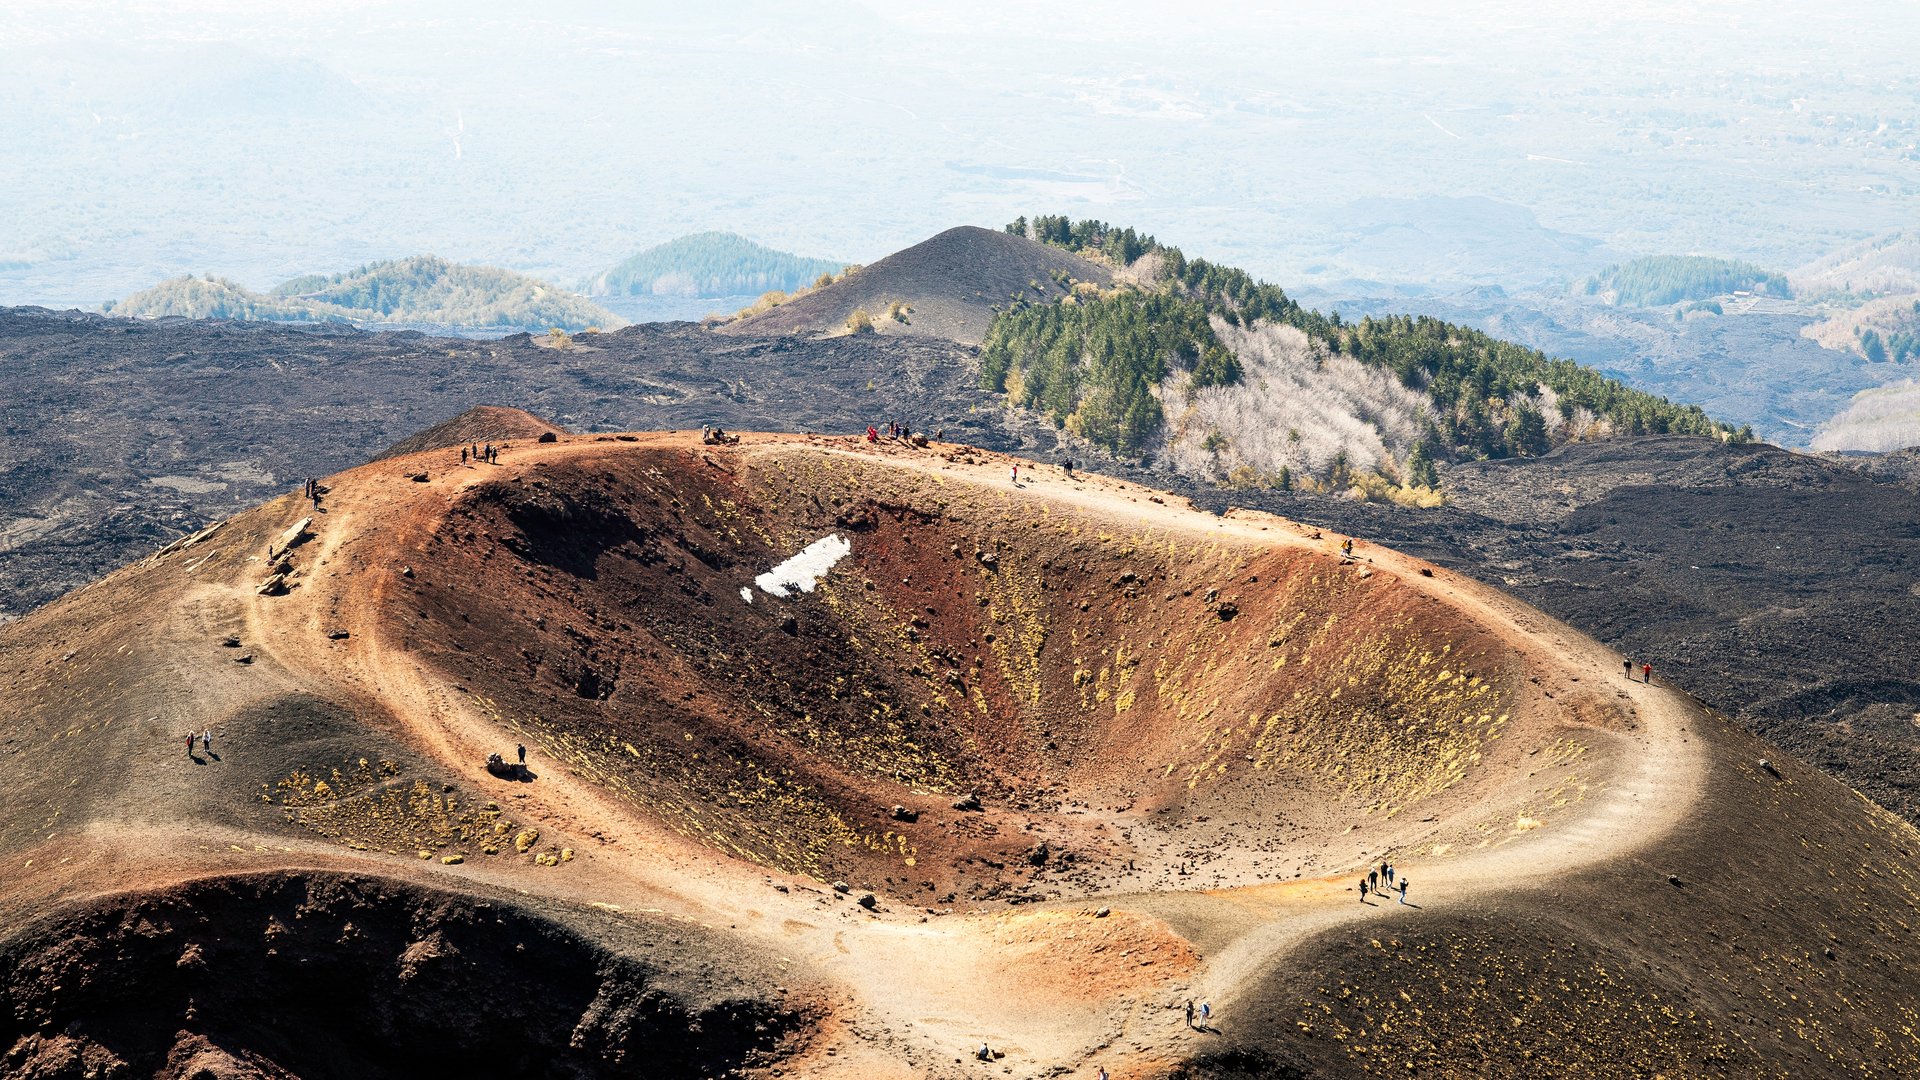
(847, 308, 874, 334)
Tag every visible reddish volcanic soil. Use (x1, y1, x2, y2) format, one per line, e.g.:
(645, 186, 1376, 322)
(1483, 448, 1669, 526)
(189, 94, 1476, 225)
(4, 431, 1919, 1078)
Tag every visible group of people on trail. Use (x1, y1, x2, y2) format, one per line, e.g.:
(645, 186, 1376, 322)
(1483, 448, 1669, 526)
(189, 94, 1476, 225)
(301, 477, 323, 507)
(1358, 859, 1409, 905)
(1624, 657, 1653, 683)
(1184, 999, 1214, 1030)
(462, 443, 499, 465)
(868, 419, 935, 443)
(184, 727, 215, 757)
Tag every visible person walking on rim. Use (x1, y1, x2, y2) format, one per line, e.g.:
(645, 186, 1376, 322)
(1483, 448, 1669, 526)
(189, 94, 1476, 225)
(516, 743, 526, 766)
(1359, 879, 1370, 903)
(1624, 658, 1633, 679)
(1642, 662, 1653, 684)
(1185, 1000, 1195, 1029)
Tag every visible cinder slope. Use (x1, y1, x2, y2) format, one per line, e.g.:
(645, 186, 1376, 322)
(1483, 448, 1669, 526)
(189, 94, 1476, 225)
(721, 226, 1113, 344)
(371, 404, 565, 461)
(1, 431, 1917, 1077)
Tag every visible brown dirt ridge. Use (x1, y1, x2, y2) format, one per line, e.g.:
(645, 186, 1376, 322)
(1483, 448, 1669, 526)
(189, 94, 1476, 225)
(3, 429, 1919, 1077)
(720, 225, 1114, 344)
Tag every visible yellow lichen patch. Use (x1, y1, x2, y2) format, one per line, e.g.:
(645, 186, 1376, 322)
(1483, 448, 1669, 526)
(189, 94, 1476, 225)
(270, 759, 511, 864)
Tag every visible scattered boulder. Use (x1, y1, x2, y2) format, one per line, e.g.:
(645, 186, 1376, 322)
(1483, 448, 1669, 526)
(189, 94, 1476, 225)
(1025, 842, 1051, 867)
(220, 635, 241, 648)
(1419, 567, 1434, 577)
(266, 517, 313, 560)
(856, 893, 877, 910)
(779, 614, 798, 635)
(1668, 874, 1685, 888)
(952, 792, 982, 812)
(536, 431, 558, 443)
(409, 472, 430, 483)
(400, 566, 415, 579)
(1093, 907, 1111, 918)
(1760, 759, 1781, 778)
(326, 629, 350, 640)
(890, 805, 919, 823)
(832, 881, 851, 894)
(257, 574, 289, 596)
(233, 653, 254, 665)
(1215, 601, 1239, 621)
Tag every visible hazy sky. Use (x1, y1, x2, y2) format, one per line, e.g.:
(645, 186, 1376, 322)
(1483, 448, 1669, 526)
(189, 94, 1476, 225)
(2, 0, 1915, 303)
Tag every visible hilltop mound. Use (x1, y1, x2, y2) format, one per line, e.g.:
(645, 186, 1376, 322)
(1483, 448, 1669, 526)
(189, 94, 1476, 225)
(371, 405, 566, 461)
(721, 225, 1113, 344)
(1580, 254, 1789, 307)
(6, 430, 1920, 1075)
(587, 232, 845, 299)
(112, 257, 622, 333)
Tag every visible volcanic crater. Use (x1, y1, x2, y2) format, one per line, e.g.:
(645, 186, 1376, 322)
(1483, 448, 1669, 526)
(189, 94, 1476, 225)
(10, 429, 1920, 1077)
(396, 436, 1598, 909)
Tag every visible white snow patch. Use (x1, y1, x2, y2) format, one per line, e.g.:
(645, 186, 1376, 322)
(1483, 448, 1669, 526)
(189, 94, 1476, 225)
(755, 534, 852, 598)
(740, 587, 753, 603)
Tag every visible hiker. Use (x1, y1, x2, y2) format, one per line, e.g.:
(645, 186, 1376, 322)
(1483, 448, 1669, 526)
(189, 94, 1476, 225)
(516, 743, 526, 765)
(976, 1042, 992, 1061)
(1384, 861, 1395, 888)
(1010, 463, 1020, 485)
(866, 425, 878, 443)
(1398, 878, 1409, 904)
(1624, 658, 1632, 679)
(1200, 1002, 1211, 1027)
(1098, 1068, 1109, 1080)
(461, 447, 469, 464)
(1063, 456, 1074, 477)
(483, 443, 493, 464)
(1341, 538, 1354, 559)
(185, 732, 195, 757)
(201, 728, 213, 755)
(1359, 879, 1370, 902)
(1185, 1000, 1195, 1028)
(1368, 867, 1379, 892)
(1642, 662, 1652, 684)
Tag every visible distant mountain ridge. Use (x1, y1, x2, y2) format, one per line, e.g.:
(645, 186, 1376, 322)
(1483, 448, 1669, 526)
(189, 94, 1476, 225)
(1792, 231, 1920, 300)
(586, 232, 845, 298)
(110, 256, 620, 333)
